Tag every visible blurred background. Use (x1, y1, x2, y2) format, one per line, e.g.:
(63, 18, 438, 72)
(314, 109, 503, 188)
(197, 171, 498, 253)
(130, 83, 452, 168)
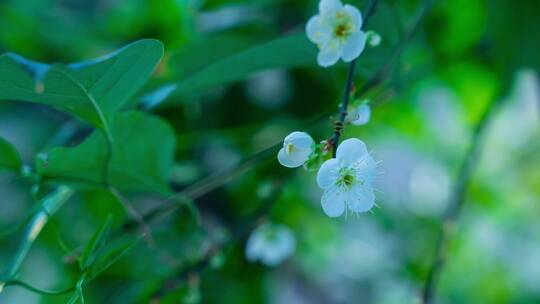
(0, 0, 539, 303)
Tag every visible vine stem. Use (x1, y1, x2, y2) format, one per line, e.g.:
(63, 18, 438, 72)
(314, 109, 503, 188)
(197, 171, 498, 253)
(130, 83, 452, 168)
(109, 187, 155, 246)
(135, 144, 276, 228)
(332, 59, 357, 157)
(3, 280, 75, 296)
(0, 186, 74, 293)
(102, 130, 113, 188)
(421, 96, 503, 303)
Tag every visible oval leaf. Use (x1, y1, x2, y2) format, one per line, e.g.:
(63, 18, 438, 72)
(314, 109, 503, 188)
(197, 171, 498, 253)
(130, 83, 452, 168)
(0, 39, 164, 134)
(36, 111, 176, 195)
(146, 34, 317, 109)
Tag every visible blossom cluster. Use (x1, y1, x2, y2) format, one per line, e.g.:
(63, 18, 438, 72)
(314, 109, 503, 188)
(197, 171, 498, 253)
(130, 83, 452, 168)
(245, 0, 379, 267)
(277, 126, 377, 218)
(278, 0, 379, 218)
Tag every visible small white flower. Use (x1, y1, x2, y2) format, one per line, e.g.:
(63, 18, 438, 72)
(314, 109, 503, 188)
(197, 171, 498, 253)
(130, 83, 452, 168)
(347, 103, 371, 126)
(316, 138, 376, 217)
(277, 131, 315, 168)
(306, 0, 367, 67)
(246, 223, 296, 266)
(366, 30, 382, 47)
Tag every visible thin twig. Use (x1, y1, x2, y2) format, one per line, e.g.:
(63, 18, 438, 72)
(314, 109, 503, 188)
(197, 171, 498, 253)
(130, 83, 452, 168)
(109, 187, 155, 246)
(101, 131, 113, 188)
(421, 96, 503, 303)
(332, 59, 357, 157)
(132, 144, 277, 230)
(151, 182, 284, 300)
(362, 0, 435, 101)
(331, 0, 378, 156)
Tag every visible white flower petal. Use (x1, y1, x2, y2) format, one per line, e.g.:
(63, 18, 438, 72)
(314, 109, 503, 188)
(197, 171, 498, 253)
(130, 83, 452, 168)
(343, 4, 363, 30)
(351, 104, 371, 125)
(261, 251, 283, 267)
(285, 131, 314, 149)
(278, 148, 306, 168)
(248, 223, 296, 267)
(246, 231, 265, 262)
(321, 187, 346, 217)
(336, 138, 368, 165)
(317, 40, 342, 67)
(278, 131, 314, 168)
(346, 185, 375, 213)
(279, 229, 296, 257)
(298, 146, 314, 159)
(341, 31, 366, 62)
(317, 158, 340, 189)
(354, 153, 377, 183)
(319, 0, 342, 13)
(262, 226, 295, 266)
(306, 15, 331, 44)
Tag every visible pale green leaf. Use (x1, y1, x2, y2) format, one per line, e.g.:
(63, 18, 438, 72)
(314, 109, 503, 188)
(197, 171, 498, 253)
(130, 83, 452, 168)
(0, 137, 22, 173)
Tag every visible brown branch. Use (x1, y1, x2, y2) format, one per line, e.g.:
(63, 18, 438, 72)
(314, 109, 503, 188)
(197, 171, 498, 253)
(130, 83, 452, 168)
(332, 0, 378, 156)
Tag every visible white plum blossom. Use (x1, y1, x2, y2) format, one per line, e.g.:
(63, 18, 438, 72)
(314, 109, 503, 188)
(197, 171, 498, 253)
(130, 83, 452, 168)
(306, 0, 367, 67)
(246, 223, 296, 266)
(347, 103, 371, 126)
(317, 138, 376, 217)
(277, 131, 315, 168)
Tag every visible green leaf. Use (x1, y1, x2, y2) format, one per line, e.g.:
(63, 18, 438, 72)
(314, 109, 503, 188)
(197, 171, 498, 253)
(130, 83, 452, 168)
(169, 33, 264, 81)
(0, 39, 164, 133)
(79, 215, 113, 271)
(146, 34, 317, 109)
(36, 111, 176, 194)
(0, 137, 22, 172)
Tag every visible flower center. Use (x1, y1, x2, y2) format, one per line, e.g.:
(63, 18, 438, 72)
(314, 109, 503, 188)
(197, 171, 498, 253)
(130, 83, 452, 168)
(337, 168, 356, 189)
(334, 24, 349, 38)
(286, 143, 295, 154)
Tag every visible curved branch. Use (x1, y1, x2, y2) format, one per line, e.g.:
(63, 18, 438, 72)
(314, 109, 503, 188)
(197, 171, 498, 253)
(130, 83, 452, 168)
(3, 280, 75, 296)
(151, 181, 284, 300)
(331, 0, 379, 156)
(0, 186, 74, 293)
(421, 96, 504, 303)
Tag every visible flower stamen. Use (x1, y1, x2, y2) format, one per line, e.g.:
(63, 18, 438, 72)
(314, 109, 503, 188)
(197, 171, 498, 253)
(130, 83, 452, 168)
(337, 168, 356, 189)
(335, 24, 348, 37)
(286, 143, 295, 154)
